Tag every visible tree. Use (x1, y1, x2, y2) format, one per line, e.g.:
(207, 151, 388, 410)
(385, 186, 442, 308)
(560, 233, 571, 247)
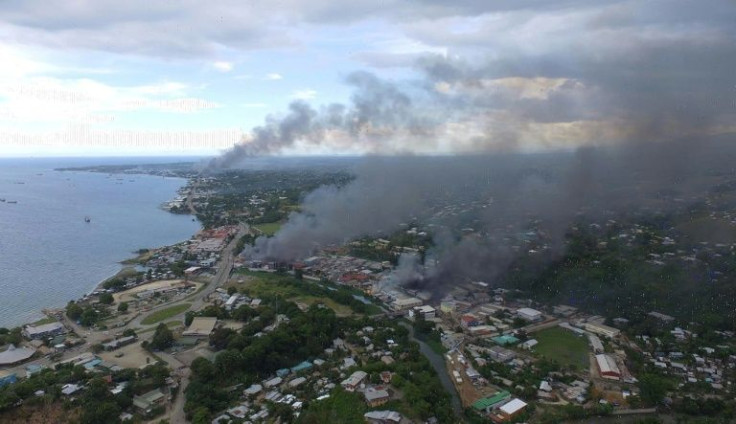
(117, 302, 129, 313)
(99, 293, 114, 305)
(294, 268, 304, 280)
(150, 323, 174, 351)
(66, 301, 83, 320)
(638, 374, 672, 406)
(227, 286, 237, 296)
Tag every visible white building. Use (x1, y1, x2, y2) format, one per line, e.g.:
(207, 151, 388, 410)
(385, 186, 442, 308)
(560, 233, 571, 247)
(517, 307, 543, 322)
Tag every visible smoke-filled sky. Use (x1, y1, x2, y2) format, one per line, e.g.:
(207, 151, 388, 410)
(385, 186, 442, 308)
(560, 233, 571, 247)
(1, 0, 734, 157)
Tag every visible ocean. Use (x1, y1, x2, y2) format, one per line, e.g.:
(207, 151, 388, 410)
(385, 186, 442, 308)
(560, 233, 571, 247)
(0, 157, 201, 328)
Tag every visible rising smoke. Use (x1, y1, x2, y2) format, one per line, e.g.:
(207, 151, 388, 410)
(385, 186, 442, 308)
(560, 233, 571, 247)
(208, 11, 736, 297)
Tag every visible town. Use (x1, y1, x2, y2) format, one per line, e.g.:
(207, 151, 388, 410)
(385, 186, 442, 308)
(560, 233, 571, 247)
(1, 165, 736, 424)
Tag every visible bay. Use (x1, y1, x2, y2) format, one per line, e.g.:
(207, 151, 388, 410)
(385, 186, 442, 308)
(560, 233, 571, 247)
(0, 157, 200, 328)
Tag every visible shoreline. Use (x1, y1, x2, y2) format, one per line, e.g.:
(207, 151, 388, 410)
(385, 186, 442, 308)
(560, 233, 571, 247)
(10, 171, 200, 330)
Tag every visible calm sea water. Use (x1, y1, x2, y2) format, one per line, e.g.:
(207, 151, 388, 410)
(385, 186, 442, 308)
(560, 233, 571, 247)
(0, 157, 201, 328)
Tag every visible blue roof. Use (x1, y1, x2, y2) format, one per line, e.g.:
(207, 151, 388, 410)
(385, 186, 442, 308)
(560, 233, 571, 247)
(291, 361, 313, 373)
(276, 368, 291, 377)
(84, 359, 102, 370)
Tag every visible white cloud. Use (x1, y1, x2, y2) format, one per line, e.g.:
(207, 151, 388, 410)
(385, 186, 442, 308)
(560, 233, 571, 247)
(292, 89, 317, 100)
(265, 73, 283, 80)
(213, 61, 234, 72)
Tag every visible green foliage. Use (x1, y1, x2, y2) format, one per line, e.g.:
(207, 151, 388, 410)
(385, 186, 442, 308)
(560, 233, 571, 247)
(117, 302, 129, 312)
(66, 301, 83, 320)
(150, 323, 174, 351)
(297, 388, 366, 424)
(638, 373, 673, 406)
(99, 293, 114, 305)
(141, 303, 191, 325)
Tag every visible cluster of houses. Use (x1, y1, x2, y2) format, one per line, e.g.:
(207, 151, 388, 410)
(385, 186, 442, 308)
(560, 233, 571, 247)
(209, 325, 412, 424)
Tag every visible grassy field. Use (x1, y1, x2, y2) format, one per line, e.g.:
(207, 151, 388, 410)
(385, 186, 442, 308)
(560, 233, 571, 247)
(137, 320, 183, 334)
(253, 222, 282, 236)
(140, 303, 191, 325)
(533, 327, 590, 371)
(238, 270, 371, 315)
(292, 296, 353, 316)
(31, 316, 59, 326)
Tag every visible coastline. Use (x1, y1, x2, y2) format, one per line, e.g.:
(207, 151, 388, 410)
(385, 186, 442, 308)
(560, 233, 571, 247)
(6, 169, 200, 330)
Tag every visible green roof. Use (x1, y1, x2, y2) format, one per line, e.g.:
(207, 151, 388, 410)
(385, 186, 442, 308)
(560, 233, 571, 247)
(492, 335, 520, 345)
(472, 391, 511, 410)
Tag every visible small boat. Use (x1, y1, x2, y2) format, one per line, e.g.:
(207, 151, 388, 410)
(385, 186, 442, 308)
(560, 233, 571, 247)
(85, 216, 91, 223)
(0, 198, 5, 202)
(7, 200, 18, 204)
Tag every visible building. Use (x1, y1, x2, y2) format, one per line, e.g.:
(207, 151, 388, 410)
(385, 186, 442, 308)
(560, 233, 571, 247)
(595, 354, 621, 380)
(364, 387, 390, 407)
(0, 371, 17, 388)
(133, 389, 166, 413)
(648, 311, 675, 324)
(516, 308, 543, 322)
(102, 336, 137, 351)
(288, 377, 307, 388)
(488, 346, 516, 362)
(471, 391, 511, 413)
(409, 305, 436, 320)
(225, 295, 239, 310)
(182, 317, 218, 337)
(584, 322, 620, 339)
(553, 305, 577, 317)
(23, 322, 66, 340)
(243, 384, 262, 397)
(588, 334, 604, 353)
(391, 296, 422, 311)
(263, 377, 283, 388)
(520, 339, 538, 350)
(364, 410, 402, 423)
(340, 370, 367, 392)
(0, 344, 35, 366)
(499, 398, 528, 420)
(492, 335, 520, 346)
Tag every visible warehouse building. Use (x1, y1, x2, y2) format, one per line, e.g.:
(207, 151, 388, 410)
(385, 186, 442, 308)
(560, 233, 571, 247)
(595, 354, 621, 380)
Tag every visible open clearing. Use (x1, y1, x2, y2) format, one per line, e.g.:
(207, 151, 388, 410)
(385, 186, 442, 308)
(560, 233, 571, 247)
(114, 279, 200, 303)
(533, 326, 590, 371)
(141, 303, 192, 325)
(98, 341, 157, 369)
(252, 222, 282, 236)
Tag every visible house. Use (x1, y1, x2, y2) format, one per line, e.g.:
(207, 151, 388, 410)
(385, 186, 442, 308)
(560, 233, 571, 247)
(648, 311, 675, 324)
(488, 346, 516, 362)
(263, 377, 283, 388)
(0, 371, 17, 388)
(517, 308, 542, 322)
(341, 370, 367, 392)
(182, 317, 218, 337)
(23, 322, 66, 340)
(553, 305, 577, 317)
(520, 339, 538, 350)
(364, 410, 402, 423)
(288, 377, 307, 388)
(244, 384, 262, 396)
(595, 354, 621, 380)
(364, 387, 390, 407)
(61, 383, 81, 396)
(133, 388, 166, 413)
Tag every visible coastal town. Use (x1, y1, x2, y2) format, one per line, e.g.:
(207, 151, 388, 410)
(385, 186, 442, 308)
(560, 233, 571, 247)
(1, 165, 736, 424)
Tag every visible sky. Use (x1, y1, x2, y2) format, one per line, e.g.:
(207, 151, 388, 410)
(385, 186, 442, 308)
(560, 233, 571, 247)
(0, 0, 734, 157)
